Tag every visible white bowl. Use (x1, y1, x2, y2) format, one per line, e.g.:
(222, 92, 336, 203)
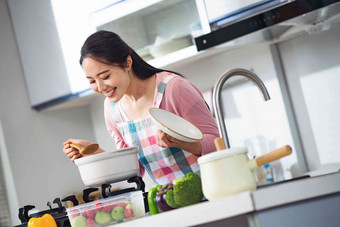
(149, 36, 192, 58)
(149, 108, 203, 142)
(75, 146, 139, 187)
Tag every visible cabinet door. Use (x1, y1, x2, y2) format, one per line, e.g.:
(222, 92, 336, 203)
(90, 0, 207, 63)
(8, 0, 72, 108)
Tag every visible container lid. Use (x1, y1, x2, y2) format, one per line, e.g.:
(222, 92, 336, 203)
(197, 147, 248, 165)
(74, 146, 138, 166)
(66, 190, 142, 213)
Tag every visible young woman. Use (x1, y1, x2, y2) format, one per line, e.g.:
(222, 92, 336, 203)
(63, 30, 219, 185)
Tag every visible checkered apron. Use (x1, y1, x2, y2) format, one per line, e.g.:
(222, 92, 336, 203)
(110, 74, 200, 184)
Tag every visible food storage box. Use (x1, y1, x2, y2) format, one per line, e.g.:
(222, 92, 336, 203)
(66, 191, 145, 227)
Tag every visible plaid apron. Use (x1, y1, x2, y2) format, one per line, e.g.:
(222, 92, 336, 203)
(110, 74, 200, 184)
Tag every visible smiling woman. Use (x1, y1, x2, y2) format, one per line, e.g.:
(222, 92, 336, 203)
(63, 30, 220, 185)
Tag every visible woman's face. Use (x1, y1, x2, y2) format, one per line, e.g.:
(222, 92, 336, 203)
(82, 57, 132, 103)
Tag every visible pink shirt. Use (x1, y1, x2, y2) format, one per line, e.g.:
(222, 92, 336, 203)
(104, 72, 219, 156)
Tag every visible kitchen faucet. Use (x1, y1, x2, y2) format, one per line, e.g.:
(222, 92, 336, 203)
(212, 68, 271, 149)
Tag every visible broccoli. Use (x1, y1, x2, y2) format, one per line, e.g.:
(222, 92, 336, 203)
(172, 172, 203, 207)
(154, 173, 203, 212)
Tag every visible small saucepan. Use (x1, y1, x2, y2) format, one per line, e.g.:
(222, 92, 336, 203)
(197, 144, 292, 201)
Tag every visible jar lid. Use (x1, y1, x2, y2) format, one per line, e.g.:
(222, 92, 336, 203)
(197, 147, 248, 165)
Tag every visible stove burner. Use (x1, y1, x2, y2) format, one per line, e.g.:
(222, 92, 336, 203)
(15, 198, 70, 227)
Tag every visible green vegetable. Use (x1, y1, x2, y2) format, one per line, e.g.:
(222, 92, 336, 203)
(155, 173, 203, 211)
(164, 186, 180, 208)
(155, 184, 176, 212)
(172, 172, 203, 207)
(147, 185, 162, 215)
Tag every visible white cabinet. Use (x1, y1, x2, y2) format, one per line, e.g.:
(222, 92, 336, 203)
(90, 0, 211, 68)
(8, 0, 212, 111)
(8, 0, 73, 109)
(8, 0, 96, 111)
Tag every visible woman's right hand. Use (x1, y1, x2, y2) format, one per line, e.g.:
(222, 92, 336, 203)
(63, 138, 92, 162)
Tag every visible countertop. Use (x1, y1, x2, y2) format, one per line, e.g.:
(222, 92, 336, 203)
(112, 172, 340, 226)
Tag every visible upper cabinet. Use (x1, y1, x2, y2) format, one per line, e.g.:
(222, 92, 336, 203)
(8, 0, 212, 111)
(8, 0, 95, 111)
(90, 0, 211, 68)
(8, 0, 73, 109)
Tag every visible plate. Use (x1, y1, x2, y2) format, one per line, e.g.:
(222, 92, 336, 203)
(149, 35, 192, 58)
(149, 108, 203, 142)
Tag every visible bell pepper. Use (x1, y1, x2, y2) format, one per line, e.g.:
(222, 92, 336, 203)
(147, 185, 162, 215)
(27, 214, 57, 227)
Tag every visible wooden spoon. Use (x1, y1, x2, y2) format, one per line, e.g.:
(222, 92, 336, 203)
(69, 143, 99, 155)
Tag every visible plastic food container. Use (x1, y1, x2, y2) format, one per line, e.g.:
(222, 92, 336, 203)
(66, 191, 145, 227)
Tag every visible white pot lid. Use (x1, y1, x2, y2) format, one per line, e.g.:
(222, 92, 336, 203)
(197, 147, 248, 165)
(75, 146, 138, 166)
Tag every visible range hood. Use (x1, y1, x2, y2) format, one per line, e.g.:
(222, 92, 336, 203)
(195, 0, 340, 51)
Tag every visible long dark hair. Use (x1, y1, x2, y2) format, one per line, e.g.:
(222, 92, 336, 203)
(80, 30, 179, 79)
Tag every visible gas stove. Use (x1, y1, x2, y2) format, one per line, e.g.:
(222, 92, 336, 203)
(15, 176, 148, 227)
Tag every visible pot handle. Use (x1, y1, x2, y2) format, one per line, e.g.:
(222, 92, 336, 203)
(255, 145, 292, 166)
(214, 137, 226, 151)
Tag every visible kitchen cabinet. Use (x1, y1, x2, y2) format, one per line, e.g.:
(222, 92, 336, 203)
(8, 0, 268, 111)
(8, 0, 71, 109)
(90, 0, 210, 68)
(8, 0, 94, 111)
(113, 172, 340, 226)
(7, 0, 214, 111)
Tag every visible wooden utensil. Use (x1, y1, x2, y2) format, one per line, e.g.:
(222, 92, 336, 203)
(255, 145, 292, 166)
(214, 137, 226, 151)
(70, 143, 99, 155)
(214, 137, 292, 163)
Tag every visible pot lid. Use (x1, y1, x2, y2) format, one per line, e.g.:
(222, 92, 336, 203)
(74, 146, 138, 166)
(197, 147, 248, 165)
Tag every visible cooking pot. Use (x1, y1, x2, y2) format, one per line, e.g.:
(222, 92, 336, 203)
(74, 146, 139, 187)
(197, 145, 292, 201)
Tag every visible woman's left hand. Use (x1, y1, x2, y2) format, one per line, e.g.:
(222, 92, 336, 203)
(155, 130, 202, 156)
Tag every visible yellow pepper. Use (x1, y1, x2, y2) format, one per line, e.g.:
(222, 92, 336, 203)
(27, 214, 57, 227)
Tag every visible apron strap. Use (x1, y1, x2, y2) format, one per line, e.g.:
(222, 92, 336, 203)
(153, 74, 174, 108)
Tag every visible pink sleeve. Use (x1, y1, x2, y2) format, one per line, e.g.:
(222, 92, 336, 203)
(104, 98, 145, 177)
(159, 76, 219, 156)
(104, 98, 127, 149)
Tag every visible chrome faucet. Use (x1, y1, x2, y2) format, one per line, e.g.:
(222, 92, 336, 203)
(212, 68, 271, 149)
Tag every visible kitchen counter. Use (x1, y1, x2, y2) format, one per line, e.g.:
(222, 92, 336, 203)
(113, 172, 340, 227)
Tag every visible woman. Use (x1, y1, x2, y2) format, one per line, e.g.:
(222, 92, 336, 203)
(63, 30, 219, 185)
